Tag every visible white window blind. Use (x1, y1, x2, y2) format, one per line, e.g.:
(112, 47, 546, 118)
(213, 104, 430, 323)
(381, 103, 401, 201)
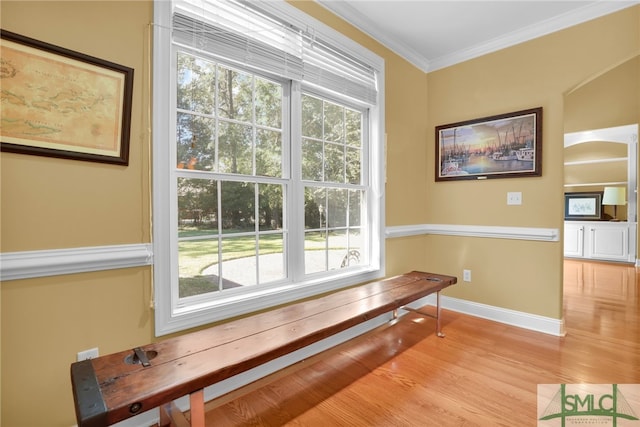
(172, 10, 303, 80)
(302, 37, 378, 105)
(172, 0, 378, 104)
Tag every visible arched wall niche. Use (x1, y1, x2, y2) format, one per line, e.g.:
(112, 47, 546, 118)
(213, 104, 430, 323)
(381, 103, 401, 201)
(563, 54, 638, 264)
(563, 53, 638, 222)
(564, 124, 638, 223)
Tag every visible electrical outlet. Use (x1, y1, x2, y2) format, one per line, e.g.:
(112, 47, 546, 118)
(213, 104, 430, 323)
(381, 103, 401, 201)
(463, 269, 472, 282)
(77, 347, 99, 362)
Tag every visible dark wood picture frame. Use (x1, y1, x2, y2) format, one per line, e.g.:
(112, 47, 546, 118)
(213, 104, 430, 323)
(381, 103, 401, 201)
(0, 30, 133, 165)
(564, 192, 603, 220)
(436, 107, 542, 181)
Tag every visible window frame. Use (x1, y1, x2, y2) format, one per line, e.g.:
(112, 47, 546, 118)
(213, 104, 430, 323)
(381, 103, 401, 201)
(153, 0, 385, 336)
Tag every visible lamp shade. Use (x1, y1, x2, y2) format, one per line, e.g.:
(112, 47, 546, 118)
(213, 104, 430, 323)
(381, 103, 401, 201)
(602, 187, 626, 206)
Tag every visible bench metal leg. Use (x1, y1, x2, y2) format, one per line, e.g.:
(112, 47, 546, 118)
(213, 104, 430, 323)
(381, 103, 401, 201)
(399, 291, 445, 337)
(436, 291, 445, 338)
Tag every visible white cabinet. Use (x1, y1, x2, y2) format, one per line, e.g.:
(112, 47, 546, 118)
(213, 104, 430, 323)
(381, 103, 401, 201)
(589, 223, 629, 261)
(564, 221, 637, 263)
(564, 222, 585, 257)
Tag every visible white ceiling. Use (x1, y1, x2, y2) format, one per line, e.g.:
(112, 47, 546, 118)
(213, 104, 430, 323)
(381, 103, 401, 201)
(316, 0, 639, 72)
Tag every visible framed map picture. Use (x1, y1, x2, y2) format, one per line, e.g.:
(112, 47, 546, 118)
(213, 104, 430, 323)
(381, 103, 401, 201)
(0, 30, 133, 165)
(564, 192, 603, 220)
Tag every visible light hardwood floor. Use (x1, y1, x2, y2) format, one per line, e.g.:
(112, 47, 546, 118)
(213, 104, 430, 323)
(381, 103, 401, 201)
(202, 260, 640, 426)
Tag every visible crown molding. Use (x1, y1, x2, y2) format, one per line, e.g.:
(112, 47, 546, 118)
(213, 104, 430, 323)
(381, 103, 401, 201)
(315, 0, 431, 71)
(430, 1, 639, 71)
(316, 1, 639, 73)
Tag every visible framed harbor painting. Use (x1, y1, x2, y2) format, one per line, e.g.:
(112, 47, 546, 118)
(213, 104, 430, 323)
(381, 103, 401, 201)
(435, 107, 542, 181)
(564, 192, 603, 220)
(0, 30, 133, 165)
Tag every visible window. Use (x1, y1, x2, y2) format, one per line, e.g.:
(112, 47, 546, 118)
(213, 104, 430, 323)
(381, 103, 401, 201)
(153, 0, 385, 335)
(301, 93, 367, 275)
(176, 54, 288, 296)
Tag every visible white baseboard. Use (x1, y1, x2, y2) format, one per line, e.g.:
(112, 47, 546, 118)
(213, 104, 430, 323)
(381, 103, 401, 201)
(405, 294, 566, 337)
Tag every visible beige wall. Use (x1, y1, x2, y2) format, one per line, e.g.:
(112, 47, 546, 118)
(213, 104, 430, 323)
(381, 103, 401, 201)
(1, 1, 154, 426)
(422, 6, 639, 318)
(1, 1, 153, 252)
(1, 1, 638, 426)
(564, 55, 639, 133)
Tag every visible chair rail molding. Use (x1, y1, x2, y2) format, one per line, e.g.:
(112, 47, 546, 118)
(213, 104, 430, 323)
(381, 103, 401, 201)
(1, 222, 558, 281)
(385, 223, 559, 241)
(0, 243, 153, 281)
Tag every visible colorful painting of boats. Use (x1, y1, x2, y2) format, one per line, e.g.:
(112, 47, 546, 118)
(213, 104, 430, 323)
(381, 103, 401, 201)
(436, 107, 541, 180)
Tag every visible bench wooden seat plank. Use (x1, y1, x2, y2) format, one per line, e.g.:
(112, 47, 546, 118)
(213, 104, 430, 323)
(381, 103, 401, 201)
(88, 273, 423, 381)
(71, 271, 456, 427)
(89, 272, 437, 382)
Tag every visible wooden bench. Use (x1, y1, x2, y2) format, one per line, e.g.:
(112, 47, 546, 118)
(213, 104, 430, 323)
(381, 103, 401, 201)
(70, 271, 456, 427)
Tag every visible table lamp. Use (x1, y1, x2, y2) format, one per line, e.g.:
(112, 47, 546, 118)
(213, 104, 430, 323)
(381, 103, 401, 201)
(602, 187, 626, 221)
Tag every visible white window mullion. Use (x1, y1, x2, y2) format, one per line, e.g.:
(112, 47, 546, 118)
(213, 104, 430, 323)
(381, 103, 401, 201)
(169, 46, 181, 315)
(288, 80, 305, 282)
(216, 179, 223, 283)
(254, 184, 260, 285)
(214, 64, 220, 173)
(342, 108, 347, 184)
(281, 81, 293, 282)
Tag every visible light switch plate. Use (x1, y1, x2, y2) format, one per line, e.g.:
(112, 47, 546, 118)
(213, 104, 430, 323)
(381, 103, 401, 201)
(507, 192, 522, 205)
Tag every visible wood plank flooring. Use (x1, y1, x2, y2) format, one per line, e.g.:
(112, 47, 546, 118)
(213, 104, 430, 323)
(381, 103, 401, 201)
(201, 260, 639, 426)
